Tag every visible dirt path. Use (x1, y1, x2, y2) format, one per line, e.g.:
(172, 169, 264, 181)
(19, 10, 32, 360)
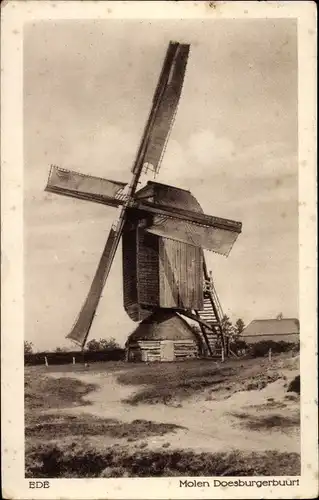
(48, 369, 300, 454)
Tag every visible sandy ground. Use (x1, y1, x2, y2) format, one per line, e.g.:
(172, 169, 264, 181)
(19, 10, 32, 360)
(47, 365, 300, 455)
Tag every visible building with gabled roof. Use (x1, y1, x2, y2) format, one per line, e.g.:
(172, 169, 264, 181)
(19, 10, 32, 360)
(241, 318, 299, 344)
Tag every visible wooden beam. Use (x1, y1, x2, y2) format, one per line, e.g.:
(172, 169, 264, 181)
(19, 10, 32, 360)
(179, 310, 217, 332)
(194, 310, 214, 358)
(137, 201, 242, 233)
(45, 185, 122, 208)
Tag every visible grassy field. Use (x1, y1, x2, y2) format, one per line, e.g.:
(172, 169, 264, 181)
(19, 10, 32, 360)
(116, 355, 291, 405)
(25, 353, 300, 478)
(27, 354, 297, 404)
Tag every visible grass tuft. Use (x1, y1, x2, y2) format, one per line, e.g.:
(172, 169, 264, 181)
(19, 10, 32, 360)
(118, 364, 235, 405)
(26, 413, 184, 440)
(229, 412, 300, 431)
(25, 373, 97, 410)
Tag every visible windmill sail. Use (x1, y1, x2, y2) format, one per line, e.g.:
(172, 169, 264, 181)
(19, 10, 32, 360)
(132, 42, 189, 176)
(46, 165, 128, 207)
(137, 199, 242, 233)
(66, 225, 121, 347)
(145, 216, 240, 257)
(134, 188, 241, 256)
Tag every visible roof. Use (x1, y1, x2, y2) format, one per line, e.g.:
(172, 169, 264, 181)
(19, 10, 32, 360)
(127, 310, 200, 343)
(242, 318, 300, 339)
(135, 181, 203, 213)
(146, 180, 191, 194)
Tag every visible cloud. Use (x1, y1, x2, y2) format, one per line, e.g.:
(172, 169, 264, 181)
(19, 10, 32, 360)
(188, 129, 235, 166)
(159, 127, 296, 186)
(159, 129, 235, 186)
(65, 124, 141, 181)
(235, 142, 298, 179)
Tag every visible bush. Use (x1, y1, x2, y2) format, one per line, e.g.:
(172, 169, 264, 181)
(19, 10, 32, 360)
(25, 443, 300, 478)
(249, 341, 299, 358)
(229, 339, 249, 356)
(287, 375, 300, 394)
(24, 349, 125, 366)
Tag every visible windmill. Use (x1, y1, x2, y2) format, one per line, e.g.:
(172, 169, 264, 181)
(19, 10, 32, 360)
(45, 41, 242, 358)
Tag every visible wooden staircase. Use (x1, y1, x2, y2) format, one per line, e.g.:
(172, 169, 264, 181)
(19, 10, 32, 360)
(194, 260, 226, 359)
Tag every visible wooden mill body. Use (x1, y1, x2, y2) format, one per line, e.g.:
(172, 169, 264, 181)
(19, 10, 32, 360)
(123, 182, 204, 322)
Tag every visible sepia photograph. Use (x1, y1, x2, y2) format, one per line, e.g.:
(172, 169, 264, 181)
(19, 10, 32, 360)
(24, 15, 301, 478)
(1, 1, 317, 499)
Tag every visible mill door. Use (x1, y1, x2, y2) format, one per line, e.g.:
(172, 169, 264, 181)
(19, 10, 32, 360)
(160, 340, 175, 361)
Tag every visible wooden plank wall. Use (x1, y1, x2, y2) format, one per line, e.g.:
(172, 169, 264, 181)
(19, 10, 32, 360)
(159, 238, 203, 310)
(127, 340, 199, 362)
(137, 228, 160, 306)
(122, 227, 139, 321)
(173, 340, 199, 359)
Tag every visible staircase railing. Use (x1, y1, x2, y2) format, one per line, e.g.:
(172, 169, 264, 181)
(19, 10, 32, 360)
(209, 279, 224, 325)
(201, 255, 227, 355)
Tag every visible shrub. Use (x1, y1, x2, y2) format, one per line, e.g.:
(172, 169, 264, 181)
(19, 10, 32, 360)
(287, 375, 300, 394)
(24, 349, 125, 366)
(249, 341, 299, 358)
(229, 339, 249, 356)
(25, 443, 301, 478)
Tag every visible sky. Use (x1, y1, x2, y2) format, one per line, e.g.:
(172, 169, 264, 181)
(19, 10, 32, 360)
(24, 19, 298, 351)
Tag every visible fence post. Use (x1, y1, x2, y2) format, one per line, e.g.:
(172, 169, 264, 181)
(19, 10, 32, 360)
(72, 357, 75, 365)
(44, 356, 48, 367)
(268, 348, 272, 362)
(221, 348, 225, 363)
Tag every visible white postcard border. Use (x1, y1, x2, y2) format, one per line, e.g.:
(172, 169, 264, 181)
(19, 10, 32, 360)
(1, 1, 317, 499)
